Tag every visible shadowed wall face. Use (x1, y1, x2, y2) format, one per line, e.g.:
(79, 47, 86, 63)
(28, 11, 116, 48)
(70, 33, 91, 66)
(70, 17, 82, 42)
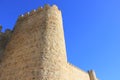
(0, 29, 12, 61)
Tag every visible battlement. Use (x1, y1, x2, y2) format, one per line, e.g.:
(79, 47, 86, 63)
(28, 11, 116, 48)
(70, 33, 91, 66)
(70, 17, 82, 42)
(18, 4, 60, 21)
(0, 25, 12, 38)
(0, 4, 60, 47)
(0, 4, 60, 57)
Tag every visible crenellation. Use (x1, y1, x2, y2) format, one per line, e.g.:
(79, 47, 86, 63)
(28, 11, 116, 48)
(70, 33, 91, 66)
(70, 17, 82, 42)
(27, 12, 30, 15)
(51, 5, 59, 10)
(30, 10, 37, 15)
(18, 4, 60, 21)
(0, 28, 12, 39)
(37, 7, 43, 12)
(44, 4, 51, 10)
(24, 12, 29, 17)
(21, 14, 24, 17)
(33, 9, 36, 12)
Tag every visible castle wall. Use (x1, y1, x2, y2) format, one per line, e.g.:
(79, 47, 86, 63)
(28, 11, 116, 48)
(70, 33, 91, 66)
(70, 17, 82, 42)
(0, 5, 67, 80)
(67, 63, 90, 80)
(0, 5, 98, 80)
(0, 29, 12, 61)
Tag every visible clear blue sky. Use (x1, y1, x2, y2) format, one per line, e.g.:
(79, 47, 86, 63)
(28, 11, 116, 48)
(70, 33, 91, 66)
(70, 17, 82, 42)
(0, 0, 120, 80)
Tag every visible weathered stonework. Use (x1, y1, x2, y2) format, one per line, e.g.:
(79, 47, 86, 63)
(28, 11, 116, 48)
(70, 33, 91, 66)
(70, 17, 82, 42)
(0, 27, 12, 62)
(0, 4, 98, 80)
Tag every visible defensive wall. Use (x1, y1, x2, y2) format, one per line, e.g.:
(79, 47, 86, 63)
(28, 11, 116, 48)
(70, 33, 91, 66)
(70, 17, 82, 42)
(0, 4, 98, 80)
(0, 26, 12, 61)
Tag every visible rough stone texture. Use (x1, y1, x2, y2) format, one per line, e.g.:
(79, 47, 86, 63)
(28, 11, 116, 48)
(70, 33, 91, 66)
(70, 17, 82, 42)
(67, 63, 90, 80)
(0, 4, 98, 80)
(0, 29, 12, 62)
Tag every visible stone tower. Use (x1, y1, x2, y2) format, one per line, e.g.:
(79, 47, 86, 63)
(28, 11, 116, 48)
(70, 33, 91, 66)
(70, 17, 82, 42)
(0, 5, 98, 80)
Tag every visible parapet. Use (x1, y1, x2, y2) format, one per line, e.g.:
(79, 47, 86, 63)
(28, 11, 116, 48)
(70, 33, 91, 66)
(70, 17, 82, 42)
(0, 26, 12, 36)
(18, 4, 60, 21)
(0, 4, 61, 51)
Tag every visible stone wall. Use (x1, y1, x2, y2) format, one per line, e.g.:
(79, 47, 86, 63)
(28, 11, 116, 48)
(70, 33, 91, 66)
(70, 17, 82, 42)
(0, 28, 12, 61)
(0, 4, 98, 80)
(67, 63, 90, 80)
(0, 5, 67, 80)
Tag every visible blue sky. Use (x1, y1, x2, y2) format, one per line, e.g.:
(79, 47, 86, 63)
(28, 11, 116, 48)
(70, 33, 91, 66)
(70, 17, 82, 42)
(0, 0, 120, 80)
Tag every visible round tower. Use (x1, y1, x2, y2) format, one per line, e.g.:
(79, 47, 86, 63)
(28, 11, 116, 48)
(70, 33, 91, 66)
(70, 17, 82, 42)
(0, 5, 67, 80)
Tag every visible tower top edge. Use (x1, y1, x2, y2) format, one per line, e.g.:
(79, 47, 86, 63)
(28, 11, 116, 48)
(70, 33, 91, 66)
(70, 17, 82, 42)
(18, 4, 60, 19)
